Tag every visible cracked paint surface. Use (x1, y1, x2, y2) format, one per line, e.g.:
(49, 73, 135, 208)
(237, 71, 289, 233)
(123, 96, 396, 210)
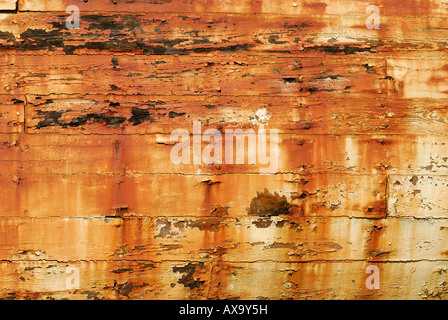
(0, 0, 447, 300)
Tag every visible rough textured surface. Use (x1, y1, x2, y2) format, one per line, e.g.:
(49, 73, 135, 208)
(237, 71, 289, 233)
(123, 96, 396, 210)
(0, 0, 448, 300)
(0, 0, 15, 10)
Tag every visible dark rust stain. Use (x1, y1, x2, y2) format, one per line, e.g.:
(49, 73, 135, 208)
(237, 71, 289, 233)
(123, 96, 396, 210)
(111, 280, 149, 299)
(188, 217, 221, 232)
(252, 218, 272, 228)
(210, 205, 229, 216)
(155, 218, 176, 238)
(248, 189, 292, 217)
(172, 262, 206, 290)
(366, 222, 389, 259)
(364, 200, 387, 218)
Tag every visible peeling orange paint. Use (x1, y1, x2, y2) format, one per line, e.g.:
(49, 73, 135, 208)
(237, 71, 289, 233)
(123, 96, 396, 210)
(0, 0, 447, 300)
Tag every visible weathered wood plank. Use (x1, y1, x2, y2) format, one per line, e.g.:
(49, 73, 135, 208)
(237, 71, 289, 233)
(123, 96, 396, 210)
(22, 95, 448, 135)
(0, 53, 387, 98)
(1, 216, 448, 262)
(0, 96, 23, 133)
(2, 54, 446, 101)
(387, 54, 448, 99)
(0, 0, 446, 301)
(0, 134, 445, 175)
(18, 0, 448, 17)
(208, 260, 448, 300)
(389, 175, 448, 218)
(0, 0, 15, 10)
(1, 260, 448, 299)
(0, 173, 386, 218)
(0, 13, 446, 55)
(0, 260, 211, 299)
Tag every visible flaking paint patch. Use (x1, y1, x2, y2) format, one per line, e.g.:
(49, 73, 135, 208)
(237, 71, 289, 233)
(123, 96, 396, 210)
(0, 1, 445, 300)
(248, 189, 292, 217)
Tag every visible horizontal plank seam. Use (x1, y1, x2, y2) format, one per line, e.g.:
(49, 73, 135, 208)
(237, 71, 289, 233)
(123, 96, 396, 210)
(0, 215, 445, 220)
(14, 10, 447, 18)
(0, 258, 447, 264)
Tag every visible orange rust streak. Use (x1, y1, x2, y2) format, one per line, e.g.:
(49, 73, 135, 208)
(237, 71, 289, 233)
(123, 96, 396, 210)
(0, 0, 446, 300)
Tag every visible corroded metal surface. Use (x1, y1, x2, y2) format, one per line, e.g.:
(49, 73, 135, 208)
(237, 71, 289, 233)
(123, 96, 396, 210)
(0, 0, 447, 300)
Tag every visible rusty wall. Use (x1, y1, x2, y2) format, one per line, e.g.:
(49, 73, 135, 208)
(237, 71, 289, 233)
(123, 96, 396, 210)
(0, 0, 447, 300)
